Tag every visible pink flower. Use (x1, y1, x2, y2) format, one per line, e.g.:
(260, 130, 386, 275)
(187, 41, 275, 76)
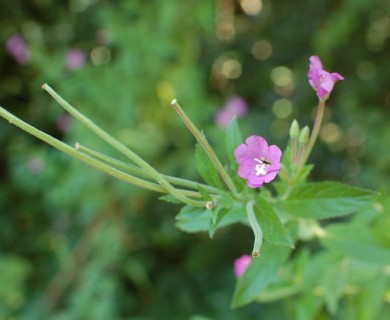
(215, 96, 248, 128)
(234, 135, 282, 188)
(65, 48, 86, 70)
(308, 55, 344, 100)
(233, 255, 251, 278)
(6, 35, 31, 65)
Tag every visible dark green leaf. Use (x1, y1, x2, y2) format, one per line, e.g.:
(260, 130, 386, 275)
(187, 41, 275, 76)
(195, 142, 224, 189)
(231, 243, 292, 308)
(277, 182, 376, 219)
(255, 197, 294, 247)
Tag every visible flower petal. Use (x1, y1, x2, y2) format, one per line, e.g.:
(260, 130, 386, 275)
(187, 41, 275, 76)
(269, 145, 282, 163)
(263, 170, 279, 183)
(247, 172, 265, 188)
(234, 135, 269, 162)
(237, 159, 255, 179)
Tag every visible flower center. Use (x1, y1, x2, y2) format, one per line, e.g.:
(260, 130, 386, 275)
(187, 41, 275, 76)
(254, 157, 271, 176)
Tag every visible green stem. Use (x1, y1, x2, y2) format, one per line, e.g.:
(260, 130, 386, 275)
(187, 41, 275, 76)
(42, 84, 202, 207)
(76, 143, 220, 196)
(300, 99, 326, 166)
(170, 99, 238, 195)
(291, 138, 297, 165)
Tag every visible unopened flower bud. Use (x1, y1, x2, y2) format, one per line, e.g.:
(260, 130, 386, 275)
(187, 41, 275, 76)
(205, 201, 215, 210)
(289, 119, 299, 139)
(299, 126, 310, 145)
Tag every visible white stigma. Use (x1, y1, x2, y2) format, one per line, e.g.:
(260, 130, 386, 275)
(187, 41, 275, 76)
(254, 158, 270, 176)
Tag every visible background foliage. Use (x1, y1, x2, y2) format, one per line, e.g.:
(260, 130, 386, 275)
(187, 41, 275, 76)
(0, 0, 389, 319)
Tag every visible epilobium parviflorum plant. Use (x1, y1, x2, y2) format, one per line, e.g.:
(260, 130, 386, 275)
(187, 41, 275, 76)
(1, 56, 388, 313)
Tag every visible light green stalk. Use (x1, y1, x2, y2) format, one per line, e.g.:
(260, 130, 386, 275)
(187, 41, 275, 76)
(300, 99, 326, 166)
(76, 143, 220, 196)
(41, 84, 204, 207)
(170, 99, 238, 196)
(0, 107, 165, 193)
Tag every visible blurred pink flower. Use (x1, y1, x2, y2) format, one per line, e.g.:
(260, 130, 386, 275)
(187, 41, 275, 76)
(215, 96, 248, 128)
(27, 156, 44, 175)
(6, 35, 31, 65)
(308, 55, 344, 101)
(65, 48, 86, 70)
(233, 255, 251, 278)
(56, 114, 72, 133)
(234, 135, 282, 188)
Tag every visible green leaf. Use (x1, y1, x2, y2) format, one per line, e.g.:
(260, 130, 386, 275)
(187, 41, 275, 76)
(255, 197, 294, 248)
(277, 182, 376, 219)
(296, 164, 314, 183)
(231, 243, 292, 308)
(195, 142, 224, 189)
(320, 259, 348, 314)
(215, 202, 246, 228)
(159, 194, 183, 204)
(175, 205, 212, 233)
(197, 184, 212, 201)
(295, 294, 323, 320)
(225, 118, 242, 166)
(356, 273, 389, 320)
(320, 224, 390, 265)
(219, 191, 235, 209)
(175, 203, 246, 234)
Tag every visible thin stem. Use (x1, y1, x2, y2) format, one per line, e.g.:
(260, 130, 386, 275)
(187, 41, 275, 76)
(246, 200, 263, 258)
(42, 84, 201, 206)
(170, 99, 238, 195)
(0, 107, 205, 205)
(301, 99, 326, 166)
(295, 144, 306, 167)
(76, 143, 220, 196)
(291, 138, 297, 165)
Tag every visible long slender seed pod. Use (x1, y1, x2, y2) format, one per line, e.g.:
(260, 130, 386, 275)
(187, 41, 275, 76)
(246, 200, 263, 258)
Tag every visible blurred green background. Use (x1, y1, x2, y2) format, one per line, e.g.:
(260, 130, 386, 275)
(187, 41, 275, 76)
(1, 0, 389, 319)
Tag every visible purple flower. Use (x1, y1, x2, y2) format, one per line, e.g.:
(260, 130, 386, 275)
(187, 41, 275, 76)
(308, 55, 344, 101)
(215, 96, 248, 128)
(6, 35, 31, 65)
(234, 135, 282, 188)
(233, 255, 251, 278)
(65, 48, 86, 70)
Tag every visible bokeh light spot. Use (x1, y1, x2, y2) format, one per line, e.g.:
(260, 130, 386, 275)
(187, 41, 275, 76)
(221, 59, 242, 79)
(272, 99, 293, 119)
(252, 40, 272, 60)
(271, 66, 293, 87)
(320, 123, 342, 144)
(356, 61, 376, 81)
(90, 46, 111, 65)
(240, 0, 263, 16)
